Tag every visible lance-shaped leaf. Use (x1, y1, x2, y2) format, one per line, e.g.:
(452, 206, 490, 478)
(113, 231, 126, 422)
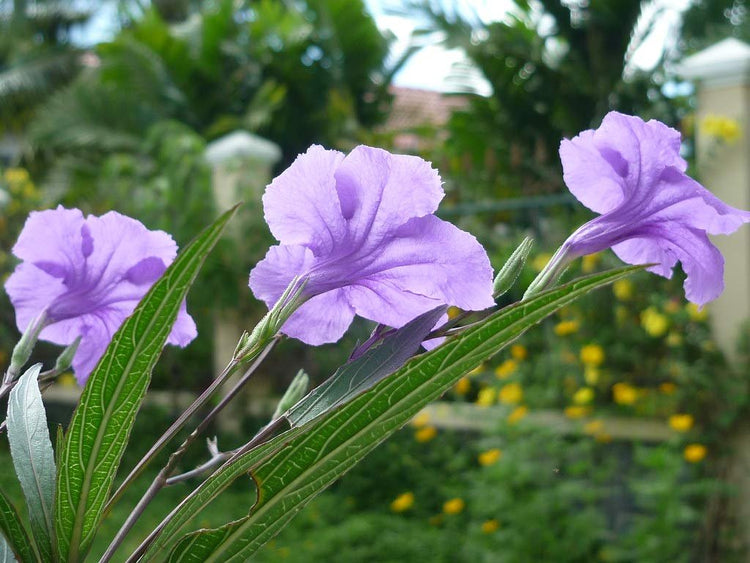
(6, 364, 55, 561)
(0, 489, 37, 563)
(55, 206, 238, 563)
(140, 266, 640, 562)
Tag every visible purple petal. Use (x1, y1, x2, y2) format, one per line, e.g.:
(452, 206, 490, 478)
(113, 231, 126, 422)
(4, 263, 68, 340)
(249, 244, 316, 307)
(346, 281, 444, 329)
(125, 257, 167, 285)
(262, 145, 347, 254)
(71, 322, 112, 385)
(280, 288, 355, 345)
(358, 215, 495, 312)
(333, 145, 444, 245)
(12, 206, 85, 275)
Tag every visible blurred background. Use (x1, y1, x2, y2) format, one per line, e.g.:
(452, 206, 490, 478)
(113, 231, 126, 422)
(1, 0, 749, 561)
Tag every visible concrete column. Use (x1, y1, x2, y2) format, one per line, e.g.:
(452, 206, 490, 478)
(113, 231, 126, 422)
(679, 38, 750, 359)
(679, 38, 750, 558)
(205, 131, 281, 432)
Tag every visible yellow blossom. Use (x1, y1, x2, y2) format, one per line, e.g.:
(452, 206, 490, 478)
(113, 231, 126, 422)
(564, 405, 591, 419)
(510, 344, 527, 361)
(481, 519, 500, 534)
(641, 307, 669, 337)
(412, 411, 430, 428)
(443, 498, 465, 515)
(669, 414, 694, 432)
(612, 279, 633, 301)
(499, 382, 523, 405)
(584, 367, 600, 386)
(686, 303, 708, 322)
(554, 320, 579, 336)
(478, 448, 502, 466)
(659, 382, 676, 395)
(390, 492, 415, 512)
(684, 443, 707, 463)
(583, 419, 604, 435)
(612, 382, 638, 405)
(573, 387, 594, 405)
(57, 372, 77, 387)
(415, 426, 437, 443)
(447, 306, 462, 319)
(580, 344, 605, 367)
(476, 387, 496, 407)
(701, 114, 741, 144)
(581, 253, 600, 273)
(666, 332, 683, 347)
(494, 359, 517, 379)
(531, 252, 552, 272)
(507, 405, 528, 424)
(3, 167, 29, 184)
(453, 377, 470, 395)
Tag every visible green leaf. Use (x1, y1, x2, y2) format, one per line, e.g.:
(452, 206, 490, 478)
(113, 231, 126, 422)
(54, 205, 238, 562)
(6, 364, 55, 561)
(287, 306, 447, 426)
(150, 266, 641, 562)
(0, 489, 37, 563)
(0, 535, 16, 563)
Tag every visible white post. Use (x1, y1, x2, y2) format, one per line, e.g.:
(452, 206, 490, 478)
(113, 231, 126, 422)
(205, 131, 281, 432)
(679, 38, 750, 557)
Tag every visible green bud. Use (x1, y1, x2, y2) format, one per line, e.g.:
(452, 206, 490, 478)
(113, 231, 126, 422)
(523, 244, 574, 300)
(493, 237, 534, 297)
(7, 310, 48, 382)
(54, 336, 81, 373)
(272, 369, 310, 420)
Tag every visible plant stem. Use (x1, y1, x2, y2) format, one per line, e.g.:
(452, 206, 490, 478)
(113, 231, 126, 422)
(99, 338, 278, 563)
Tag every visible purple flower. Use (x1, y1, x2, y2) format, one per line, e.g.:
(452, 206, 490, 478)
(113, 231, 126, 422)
(249, 145, 494, 345)
(554, 111, 750, 305)
(4, 206, 197, 383)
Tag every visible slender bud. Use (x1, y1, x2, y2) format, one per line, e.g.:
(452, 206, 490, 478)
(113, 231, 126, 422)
(493, 237, 534, 297)
(272, 370, 310, 420)
(54, 336, 81, 373)
(7, 310, 48, 382)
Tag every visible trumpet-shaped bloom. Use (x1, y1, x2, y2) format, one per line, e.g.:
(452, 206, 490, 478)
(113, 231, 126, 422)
(558, 111, 750, 305)
(249, 145, 494, 344)
(4, 206, 197, 383)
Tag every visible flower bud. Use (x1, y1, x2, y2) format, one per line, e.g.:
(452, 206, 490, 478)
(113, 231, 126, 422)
(493, 237, 534, 297)
(272, 370, 310, 419)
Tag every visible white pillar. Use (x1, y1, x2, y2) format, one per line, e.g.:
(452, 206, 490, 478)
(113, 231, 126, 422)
(679, 38, 750, 359)
(205, 131, 281, 431)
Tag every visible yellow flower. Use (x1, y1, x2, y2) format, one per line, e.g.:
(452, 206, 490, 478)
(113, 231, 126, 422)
(494, 359, 517, 379)
(57, 372, 77, 387)
(510, 344, 527, 361)
(702, 114, 741, 144)
(581, 253, 600, 273)
(669, 414, 694, 432)
(481, 519, 500, 534)
(564, 405, 591, 419)
(531, 253, 552, 272)
(447, 306, 462, 319)
(3, 167, 30, 184)
(442, 498, 465, 515)
(686, 303, 708, 322)
(612, 382, 638, 405)
(415, 426, 437, 443)
(641, 307, 669, 337)
(580, 344, 605, 367)
(583, 419, 603, 434)
(499, 382, 523, 405)
(507, 405, 528, 424)
(453, 377, 470, 395)
(584, 367, 600, 386)
(718, 119, 741, 143)
(391, 492, 415, 512)
(554, 320, 579, 336)
(476, 387, 496, 407)
(612, 279, 633, 301)
(478, 448, 502, 466)
(573, 387, 594, 405)
(666, 332, 683, 347)
(684, 443, 707, 463)
(659, 382, 676, 395)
